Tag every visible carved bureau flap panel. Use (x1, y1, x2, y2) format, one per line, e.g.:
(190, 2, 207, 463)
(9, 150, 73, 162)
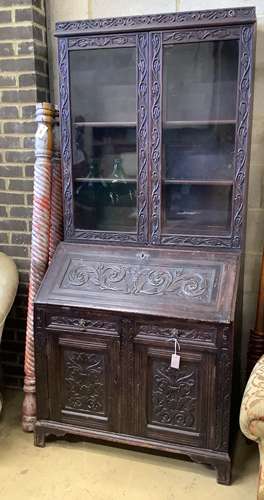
(35, 242, 239, 323)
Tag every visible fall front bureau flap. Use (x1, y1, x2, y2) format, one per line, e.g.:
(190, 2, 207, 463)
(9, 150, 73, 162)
(35, 242, 240, 324)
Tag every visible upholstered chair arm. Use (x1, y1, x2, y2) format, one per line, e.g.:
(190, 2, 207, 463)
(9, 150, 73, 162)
(240, 355, 264, 442)
(0, 252, 18, 341)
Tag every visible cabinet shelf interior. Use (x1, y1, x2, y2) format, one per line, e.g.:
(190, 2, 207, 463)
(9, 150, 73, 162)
(164, 179, 233, 186)
(74, 122, 137, 127)
(164, 120, 236, 127)
(75, 178, 137, 183)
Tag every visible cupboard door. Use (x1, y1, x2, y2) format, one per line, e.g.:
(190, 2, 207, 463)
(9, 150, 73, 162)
(134, 339, 215, 448)
(59, 32, 149, 243)
(149, 25, 254, 249)
(48, 329, 120, 432)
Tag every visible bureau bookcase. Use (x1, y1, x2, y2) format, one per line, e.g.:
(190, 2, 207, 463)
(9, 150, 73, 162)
(34, 6, 256, 484)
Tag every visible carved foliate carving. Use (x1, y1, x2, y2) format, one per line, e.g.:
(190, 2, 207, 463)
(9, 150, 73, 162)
(64, 351, 106, 414)
(55, 8, 255, 35)
(160, 24, 253, 251)
(48, 316, 116, 331)
(221, 350, 232, 449)
(215, 348, 232, 451)
(150, 32, 162, 244)
(58, 37, 74, 239)
(69, 34, 136, 49)
(222, 326, 230, 348)
(150, 359, 198, 430)
(138, 324, 217, 345)
(232, 26, 253, 249)
(163, 27, 241, 43)
(137, 33, 149, 242)
(74, 230, 137, 242)
(63, 260, 214, 303)
(161, 234, 231, 248)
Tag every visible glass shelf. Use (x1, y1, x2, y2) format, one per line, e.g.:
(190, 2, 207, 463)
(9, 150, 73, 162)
(163, 183, 232, 235)
(163, 123, 235, 182)
(164, 120, 236, 127)
(74, 122, 137, 127)
(164, 179, 233, 186)
(75, 178, 137, 183)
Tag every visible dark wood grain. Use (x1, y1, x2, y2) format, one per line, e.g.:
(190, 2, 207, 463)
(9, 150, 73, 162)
(34, 6, 256, 485)
(55, 7, 255, 36)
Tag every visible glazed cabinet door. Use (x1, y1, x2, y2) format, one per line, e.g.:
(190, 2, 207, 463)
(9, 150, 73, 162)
(46, 325, 120, 432)
(59, 32, 149, 244)
(134, 329, 216, 448)
(149, 25, 254, 249)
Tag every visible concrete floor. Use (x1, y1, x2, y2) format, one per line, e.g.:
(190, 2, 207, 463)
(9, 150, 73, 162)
(0, 390, 259, 500)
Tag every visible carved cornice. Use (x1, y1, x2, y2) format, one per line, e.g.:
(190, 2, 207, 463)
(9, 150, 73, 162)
(55, 8, 255, 36)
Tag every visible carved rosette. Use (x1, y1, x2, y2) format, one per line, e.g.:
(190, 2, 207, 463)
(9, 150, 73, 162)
(150, 32, 162, 245)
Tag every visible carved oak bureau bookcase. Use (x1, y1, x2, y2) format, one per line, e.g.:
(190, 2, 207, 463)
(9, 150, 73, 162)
(34, 6, 256, 485)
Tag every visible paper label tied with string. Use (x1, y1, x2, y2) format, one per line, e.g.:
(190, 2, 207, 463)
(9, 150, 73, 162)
(171, 338, 181, 369)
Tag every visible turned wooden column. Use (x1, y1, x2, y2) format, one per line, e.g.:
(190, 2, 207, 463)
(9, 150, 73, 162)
(247, 249, 264, 376)
(22, 103, 54, 432)
(49, 106, 63, 263)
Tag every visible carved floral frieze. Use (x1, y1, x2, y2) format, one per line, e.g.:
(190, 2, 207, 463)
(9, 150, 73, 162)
(61, 259, 216, 303)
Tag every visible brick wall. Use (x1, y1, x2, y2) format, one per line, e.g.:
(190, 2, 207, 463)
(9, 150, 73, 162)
(0, 0, 49, 388)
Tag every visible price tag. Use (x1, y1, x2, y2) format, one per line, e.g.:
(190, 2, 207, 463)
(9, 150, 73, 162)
(170, 339, 181, 369)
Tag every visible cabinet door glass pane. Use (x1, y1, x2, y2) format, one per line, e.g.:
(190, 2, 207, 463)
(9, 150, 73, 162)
(162, 40, 239, 235)
(70, 47, 137, 232)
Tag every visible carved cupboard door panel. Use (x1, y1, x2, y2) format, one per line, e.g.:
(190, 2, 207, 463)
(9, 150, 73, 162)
(47, 329, 120, 432)
(134, 339, 215, 447)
